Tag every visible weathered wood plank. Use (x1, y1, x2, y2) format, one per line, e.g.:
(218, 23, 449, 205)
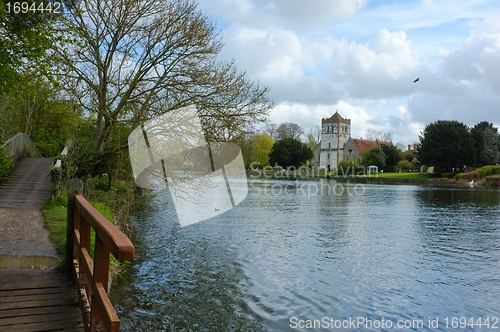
(0, 298, 68, 311)
(0, 286, 63, 297)
(1, 292, 68, 304)
(0, 267, 84, 331)
(0, 312, 68, 326)
(0, 305, 65, 319)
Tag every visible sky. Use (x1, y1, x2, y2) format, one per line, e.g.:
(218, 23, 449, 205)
(196, 0, 500, 146)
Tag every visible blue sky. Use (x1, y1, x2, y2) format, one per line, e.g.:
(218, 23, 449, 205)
(197, 0, 500, 145)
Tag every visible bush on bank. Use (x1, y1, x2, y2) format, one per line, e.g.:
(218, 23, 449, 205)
(42, 189, 136, 283)
(0, 147, 12, 184)
(476, 165, 500, 177)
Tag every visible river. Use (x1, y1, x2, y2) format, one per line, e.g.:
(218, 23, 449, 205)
(110, 177, 500, 331)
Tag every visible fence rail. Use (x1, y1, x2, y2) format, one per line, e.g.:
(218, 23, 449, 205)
(0, 133, 42, 162)
(68, 178, 134, 332)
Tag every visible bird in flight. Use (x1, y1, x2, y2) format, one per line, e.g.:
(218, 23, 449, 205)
(413, 77, 420, 83)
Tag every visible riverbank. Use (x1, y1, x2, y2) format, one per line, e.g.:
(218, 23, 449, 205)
(41, 193, 126, 281)
(247, 170, 498, 188)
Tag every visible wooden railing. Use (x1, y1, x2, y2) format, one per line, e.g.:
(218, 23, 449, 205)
(0, 132, 42, 163)
(67, 178, 135, 332)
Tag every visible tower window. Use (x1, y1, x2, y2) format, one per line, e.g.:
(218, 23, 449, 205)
(328, 142, 331, 149)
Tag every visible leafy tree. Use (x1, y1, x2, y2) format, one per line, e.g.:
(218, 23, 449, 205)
(0, 0, 65, 94)
(250, 133, 274, 167)
(397, 160, 412, 172)
(360, 146, 386, 170)
(0, 78, 81, 157)
(276, 122, 304, 141)
(479, 128, 500, 165)
(305, 126, 320, 154)
(404, 149, 418, 162)
(269, 138, 312, 168)
(0, 147, 12, 183)
(418, 120, 475, 174)
(337, 159, 360, 176)
(470, 121, 500, 166)
(381, 144, 403, 170)
(56, 0, 272, 176)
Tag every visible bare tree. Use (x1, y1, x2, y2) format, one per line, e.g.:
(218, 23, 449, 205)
(57, 0, 273, 159)
(306, 126, 321, 152)
(365, 129, 392, 142)
(276, 122, 304, 141)
(263, 122, 278, 140)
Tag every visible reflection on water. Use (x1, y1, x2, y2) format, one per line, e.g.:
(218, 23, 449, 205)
(111, 178, 500, 331)
(0, 254, 59, 269)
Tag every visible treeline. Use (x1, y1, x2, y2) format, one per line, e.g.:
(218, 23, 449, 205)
(341, 120, 500, 175)
(242, 120, 500, 176)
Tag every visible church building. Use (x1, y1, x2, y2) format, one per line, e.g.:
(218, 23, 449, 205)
(313, 112, 392, 171)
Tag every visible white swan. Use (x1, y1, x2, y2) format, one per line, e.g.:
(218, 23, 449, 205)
(469, 179, 474, 187)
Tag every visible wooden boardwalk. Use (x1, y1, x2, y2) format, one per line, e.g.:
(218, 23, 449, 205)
(0, 157, 84, 331)
(0, 270, 84, 331)
(0, 157, 54, 209)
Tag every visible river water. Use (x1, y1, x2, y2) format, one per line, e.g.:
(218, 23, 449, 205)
(111, 177, 500, 331)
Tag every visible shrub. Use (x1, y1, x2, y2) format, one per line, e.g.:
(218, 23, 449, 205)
(442, 172, 460, 179)
(476, 165, 500, 177)
(48, 154, 71, 200)
(386, 165, 399, 173)
(0, 147, 12, 184)
(397, 160, 412, 172)
(462, 171, 480, 181)
(337, 160, 359, 176)
(454, 173, 463, 182)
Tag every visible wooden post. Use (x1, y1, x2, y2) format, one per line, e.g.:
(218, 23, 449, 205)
(67, 178, 83, 269)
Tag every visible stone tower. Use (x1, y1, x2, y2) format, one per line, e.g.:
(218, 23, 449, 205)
(317, 111, 351, 170)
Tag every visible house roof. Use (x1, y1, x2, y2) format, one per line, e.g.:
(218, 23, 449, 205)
(352, 139, 392, 153)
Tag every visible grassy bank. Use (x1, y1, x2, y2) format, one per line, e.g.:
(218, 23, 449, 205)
(42, 192, 126, 281)
(356, 172, 431, 179)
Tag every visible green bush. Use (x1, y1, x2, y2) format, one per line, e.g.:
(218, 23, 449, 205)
(386, 165, 399, 173)
(48, 155, 71, 201)
(397, 160, 412, 172)
(442, 172, 460, 179)
(336, 159, 360, 176)
(0, 147, 12, 184)
(476, 165, 500, 177)
(454, 173, 463, 182)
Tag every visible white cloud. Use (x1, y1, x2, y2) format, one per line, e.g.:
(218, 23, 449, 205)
(198, 0, 500, 144)
(199, 0, 367, 29)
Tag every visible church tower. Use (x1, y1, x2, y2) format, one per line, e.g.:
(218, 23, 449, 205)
(316, 111, 351, 170)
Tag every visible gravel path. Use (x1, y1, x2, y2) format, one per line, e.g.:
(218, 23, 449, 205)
(0, 208, 57, 257)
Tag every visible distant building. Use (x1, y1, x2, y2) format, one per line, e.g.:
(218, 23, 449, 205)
(344, 138, 392, 161)
(313, 111, 392, 171)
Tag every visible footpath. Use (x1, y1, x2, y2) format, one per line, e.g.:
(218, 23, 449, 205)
(0, 158, 83, 331)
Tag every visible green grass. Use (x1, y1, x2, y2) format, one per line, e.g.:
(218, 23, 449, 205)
(356, 172, 430, 179)
(41, 194, 69, 262)
(42, 193, 125, 280)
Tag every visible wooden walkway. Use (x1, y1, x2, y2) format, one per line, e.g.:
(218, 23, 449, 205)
(0, 157, 84, 331)
(0, 270, 84, 331)
(0, 157, 54, 209)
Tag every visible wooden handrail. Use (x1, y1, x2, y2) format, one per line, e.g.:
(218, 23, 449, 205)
(75, 195, 135, 261)
(68, 180, 134, 332)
